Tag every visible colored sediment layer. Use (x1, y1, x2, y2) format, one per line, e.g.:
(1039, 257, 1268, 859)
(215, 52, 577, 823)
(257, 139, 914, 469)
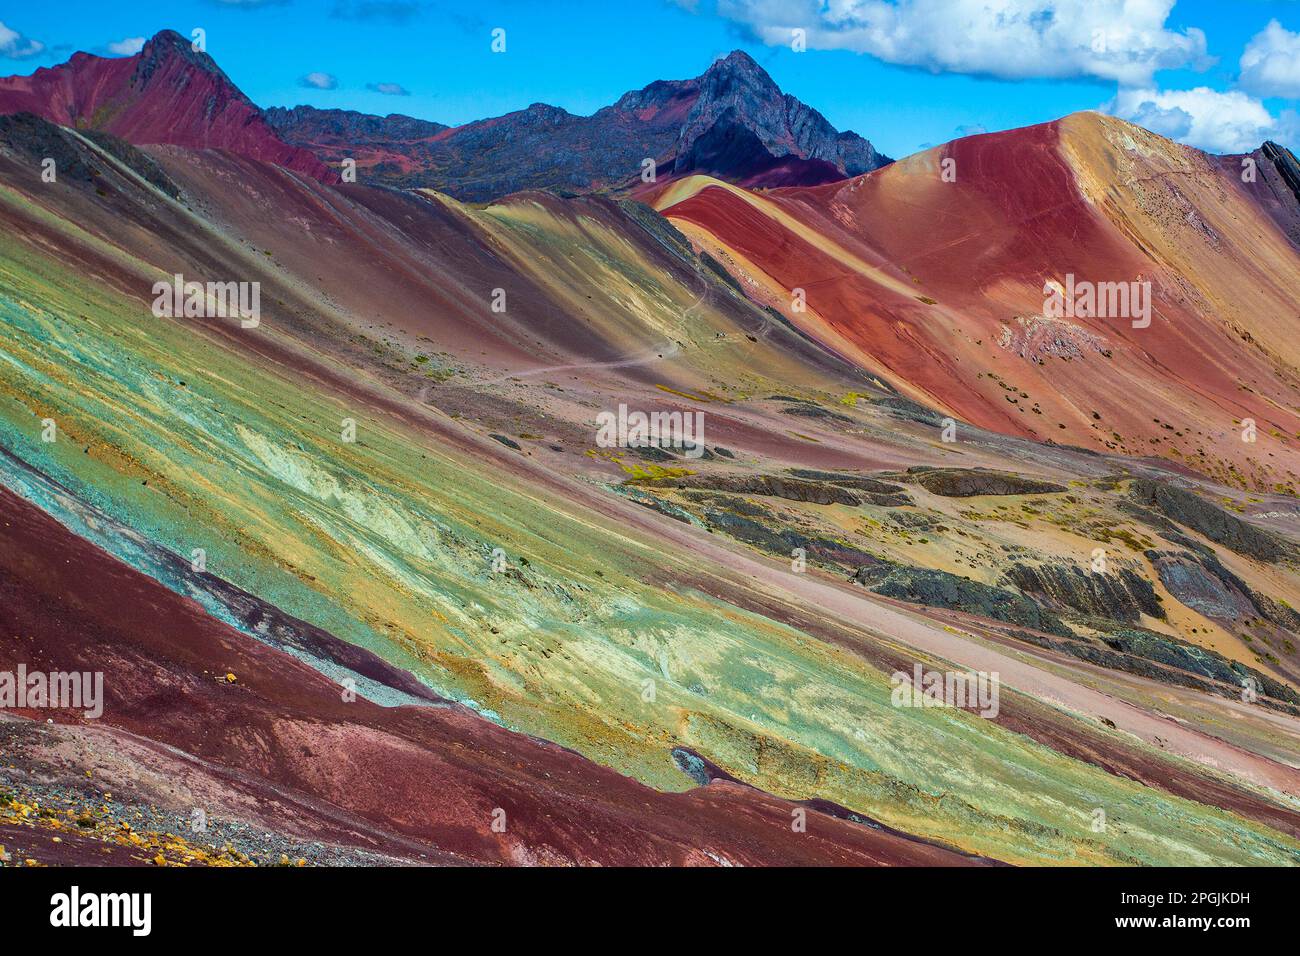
(1, 169, 1299, 864)
(659, 113, 1300, 496)
(0, 482, 993, 866)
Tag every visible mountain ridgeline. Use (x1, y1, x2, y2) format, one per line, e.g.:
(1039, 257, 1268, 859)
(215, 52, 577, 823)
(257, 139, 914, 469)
(264, 50, 891, 199)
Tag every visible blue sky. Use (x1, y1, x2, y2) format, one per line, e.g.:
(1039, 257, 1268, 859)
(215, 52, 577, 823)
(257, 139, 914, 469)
(2, 0, 1298, 157)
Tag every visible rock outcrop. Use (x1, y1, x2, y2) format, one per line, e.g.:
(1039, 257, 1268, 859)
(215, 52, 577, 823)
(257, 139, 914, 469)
(1005, 562, 1164, 623)
(852, 562, 1073, 636)
(630, 472, 911, 507)
(1129, 479, 1291, 562)
(902, 467, 1067, 497)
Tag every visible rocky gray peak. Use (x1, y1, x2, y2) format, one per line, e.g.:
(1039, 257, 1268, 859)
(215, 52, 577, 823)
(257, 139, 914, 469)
(676, 49, 887, 176)
(197, 46, 890, 198)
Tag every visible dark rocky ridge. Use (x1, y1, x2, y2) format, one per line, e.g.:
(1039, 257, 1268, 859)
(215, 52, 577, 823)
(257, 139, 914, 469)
(852, 562, 1073, 637)
(1149, 552, 1261, 622)
(263, 106, 447, 143)
(1146, 547, 1300, 681)
(1129, 479, 1292, 562)
(788, 469, 910, 495)
(1230, 140, 1300, 250)
(265, 51, 890, 201)
(1009, 626, 1300, 712)
(1262, 141, 1300, 204)
(704, 509, 882, 568)
(629, 472, 912, 507)
(1005, 562, 1164, 623)
(895, 467, 1067, 497)
(871, 396, 949, 427)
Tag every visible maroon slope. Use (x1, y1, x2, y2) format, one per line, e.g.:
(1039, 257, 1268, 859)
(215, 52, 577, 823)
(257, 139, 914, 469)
(0, 29, 336, 184)
(0, 485, 989, 867)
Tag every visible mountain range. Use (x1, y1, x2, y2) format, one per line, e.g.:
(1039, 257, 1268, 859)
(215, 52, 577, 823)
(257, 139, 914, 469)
(1, 29, 1299, 868)
(264, 48, 889, 198)
(0, 30, 888, 199)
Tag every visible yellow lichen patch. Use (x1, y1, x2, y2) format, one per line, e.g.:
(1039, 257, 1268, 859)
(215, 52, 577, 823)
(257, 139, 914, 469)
(619, 463, 696, 480)
(0, 793, 256, 867)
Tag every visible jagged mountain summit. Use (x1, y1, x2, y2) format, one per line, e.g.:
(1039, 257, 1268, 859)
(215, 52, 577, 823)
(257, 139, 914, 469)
(0, 29, 335, 183)
(0, 33, 887, 200)
(266, 50, 891, 199)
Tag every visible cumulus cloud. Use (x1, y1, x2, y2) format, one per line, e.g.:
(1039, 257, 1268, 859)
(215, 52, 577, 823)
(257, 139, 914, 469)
(0, 20, 45, 59)
(1108, 86, 1298, 153)
(366, 81, 410, 96)
(715, 0, 1208, 85)
(1239, 19, 1300, 100)
(106, 37, 145, 56)
(300, 71, 339, 90)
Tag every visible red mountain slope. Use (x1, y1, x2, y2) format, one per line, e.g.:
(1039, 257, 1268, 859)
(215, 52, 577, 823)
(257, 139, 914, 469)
(658, 113, 1300, 494)
(0, 29, 336, 183)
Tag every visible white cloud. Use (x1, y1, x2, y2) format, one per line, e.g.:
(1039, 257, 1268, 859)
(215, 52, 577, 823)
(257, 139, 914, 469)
(0, 20, 45, 59)
(1239, 19, 1300, 100)
(300, 72, 339, 90)
(716, 0, 1208, 84)
(106, 37, 145, 56)
(1108, 86, 1298, 153)
(366, 82, 410, 96)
